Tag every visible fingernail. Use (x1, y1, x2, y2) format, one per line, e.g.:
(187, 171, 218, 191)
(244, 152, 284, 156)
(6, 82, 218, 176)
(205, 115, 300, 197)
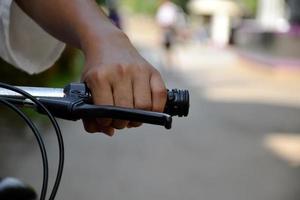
(106, 129, 115, 137)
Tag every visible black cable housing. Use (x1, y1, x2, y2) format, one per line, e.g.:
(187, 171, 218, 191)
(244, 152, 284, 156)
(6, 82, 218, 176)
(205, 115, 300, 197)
(0, 82, 65, 200)
(0, 98, 49, 200)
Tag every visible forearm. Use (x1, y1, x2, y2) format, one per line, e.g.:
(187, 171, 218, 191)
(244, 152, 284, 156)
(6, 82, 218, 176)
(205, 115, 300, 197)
(15, 0, 123, 52)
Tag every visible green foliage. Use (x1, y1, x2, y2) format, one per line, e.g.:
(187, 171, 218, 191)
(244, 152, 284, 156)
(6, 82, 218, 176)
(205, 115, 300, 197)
(122, 0, 189, 14)
(122, 0, 159, 14)
(96, 0, 106, 5)
(237, 0, 258, 16)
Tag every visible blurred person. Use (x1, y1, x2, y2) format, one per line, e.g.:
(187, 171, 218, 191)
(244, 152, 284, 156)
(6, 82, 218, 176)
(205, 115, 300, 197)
(0, 0, 167, 136)
(286, 0, 300, 27)
(196, 16, 211, 44)
(287, 0, 300, 24)
(106, 0, 122, 29)
(156, 0, 184, 68)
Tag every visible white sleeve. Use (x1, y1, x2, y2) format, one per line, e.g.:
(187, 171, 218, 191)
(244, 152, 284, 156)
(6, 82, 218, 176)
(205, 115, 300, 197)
(0, 0, 65, 75)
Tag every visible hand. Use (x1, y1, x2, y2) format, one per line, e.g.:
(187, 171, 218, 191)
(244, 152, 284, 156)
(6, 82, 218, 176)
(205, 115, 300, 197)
(81, 32, 167, 136)
(15, 0, 166, 136)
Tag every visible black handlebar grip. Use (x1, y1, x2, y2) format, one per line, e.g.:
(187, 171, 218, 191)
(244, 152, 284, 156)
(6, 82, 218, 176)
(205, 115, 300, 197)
(64, 83, 190, 117)
(165, 89, 190, 117)
(34, 83, 189, 128)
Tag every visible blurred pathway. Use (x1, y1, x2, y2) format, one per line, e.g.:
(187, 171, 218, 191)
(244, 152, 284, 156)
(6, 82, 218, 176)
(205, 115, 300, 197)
(1, 15, 300, 200)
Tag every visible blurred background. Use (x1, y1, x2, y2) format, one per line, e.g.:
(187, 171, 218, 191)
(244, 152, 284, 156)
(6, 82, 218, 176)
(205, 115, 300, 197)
(1, 0, 300, 199)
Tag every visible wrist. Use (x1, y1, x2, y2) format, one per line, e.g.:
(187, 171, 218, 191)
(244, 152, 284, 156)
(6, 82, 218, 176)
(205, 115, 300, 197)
(79, 23, 127, 56)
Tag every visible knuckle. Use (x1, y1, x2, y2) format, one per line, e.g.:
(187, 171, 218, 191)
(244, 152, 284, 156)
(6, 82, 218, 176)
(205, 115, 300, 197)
(133, 63, 151, 76)
(154, 87, 167, 98)
(141, 64, 153, 74)
(114, 64, 129, 77)
(151, 68, 161, 75)
(152, 68, 159, 74)
(86, 68, 108, 85)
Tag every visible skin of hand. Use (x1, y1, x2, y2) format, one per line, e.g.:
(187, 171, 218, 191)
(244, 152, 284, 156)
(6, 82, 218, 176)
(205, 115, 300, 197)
(15, 0, 167, 136)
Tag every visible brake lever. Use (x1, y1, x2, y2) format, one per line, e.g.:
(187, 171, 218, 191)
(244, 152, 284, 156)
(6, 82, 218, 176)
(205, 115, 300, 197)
(36, 97, 173, 129)
(74, 104, 173, 129)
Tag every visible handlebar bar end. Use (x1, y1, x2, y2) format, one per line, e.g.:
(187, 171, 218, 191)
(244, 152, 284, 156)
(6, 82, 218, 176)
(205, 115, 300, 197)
(165, 89, 190, 117)
(165, 116, 172, 129)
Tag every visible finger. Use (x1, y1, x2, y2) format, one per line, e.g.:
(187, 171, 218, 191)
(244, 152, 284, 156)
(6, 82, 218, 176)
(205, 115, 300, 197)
(99, 126, 115, 136)
(86, 72, 114, 128)
(83, 119, 115, 136)
(83, 119, 99, 133)
(133, 69, 152, 111)
(127, 122, 142, 128)
(150, 70, 167, 112)
(130, 70, 152, 128)
(112, 77, 133, 129)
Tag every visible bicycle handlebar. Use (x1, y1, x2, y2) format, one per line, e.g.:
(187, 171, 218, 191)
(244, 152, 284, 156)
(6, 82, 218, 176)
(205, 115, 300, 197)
(0, 82, 189, 200)
(0, 83, 189, 129)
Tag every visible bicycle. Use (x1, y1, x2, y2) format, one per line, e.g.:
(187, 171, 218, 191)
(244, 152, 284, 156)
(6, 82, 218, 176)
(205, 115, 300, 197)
(0, 82, 189, 200)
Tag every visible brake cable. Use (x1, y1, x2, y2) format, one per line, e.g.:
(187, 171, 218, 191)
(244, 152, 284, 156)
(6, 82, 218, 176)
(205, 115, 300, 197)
(0, 98, 49, 200)
(0, 82, 64, 200)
